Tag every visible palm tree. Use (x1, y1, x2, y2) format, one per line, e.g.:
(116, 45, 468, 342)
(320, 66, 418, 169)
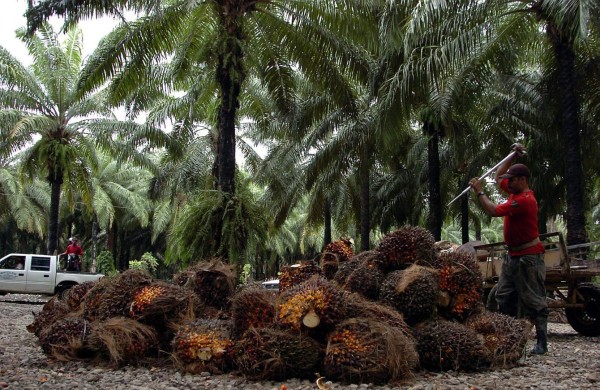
(26, 0, 370, 263)
(85, 152, 152, 271)
(26, 0, 363, 194)
(378, 1, 519, 241)
(0, 25, 124, 254)
(383, 0, 599, 245)
(0, 157, 47, 251)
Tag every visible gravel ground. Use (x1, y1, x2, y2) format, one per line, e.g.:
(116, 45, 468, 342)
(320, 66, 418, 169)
(1, 294, 599, 390)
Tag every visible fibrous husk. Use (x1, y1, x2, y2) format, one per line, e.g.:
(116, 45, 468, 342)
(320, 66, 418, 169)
(83, 269, 153, 321)
(172, 318, 234, 374)
(279, 261, 322, 292)
(234, 326, 323, 381)
(344, 292, 413, 338)
(323, 318, 418, 384)
(230, 286, 276, 339)
(436, 251, 483, 321)
(173, 259, 236, 309)
(88, 317, 159, 366)
(129, 281, 201, 324)
(65, 281, 97, 311)
(375, 226, 437, 271)
(464, 311, 532, 368)
(414, 319, 492, 372)
(378, 265, 439, 326)
(342, 258, 385, 300)
(27, 298, 70, 337)
(320, 238, 354, 279)
(38, 317, 95, 360)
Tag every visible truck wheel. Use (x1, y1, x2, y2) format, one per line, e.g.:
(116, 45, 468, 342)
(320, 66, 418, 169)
(486, 285, 499, 312)
(56, 286, 72, 300)
(565, 283, 600, 337)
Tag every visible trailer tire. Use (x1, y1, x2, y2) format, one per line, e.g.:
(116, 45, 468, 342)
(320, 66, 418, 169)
(486, 285, 499, 312)
(565, 283, 600, 337)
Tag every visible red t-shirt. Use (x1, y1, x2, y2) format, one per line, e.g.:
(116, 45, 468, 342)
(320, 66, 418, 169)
(496, 179, 544, 256)
(65, 244, 83, 256)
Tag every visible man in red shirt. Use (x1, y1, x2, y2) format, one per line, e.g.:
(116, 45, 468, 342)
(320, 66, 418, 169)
(64, 236, 84, 272)
(470, 148, 548, 355)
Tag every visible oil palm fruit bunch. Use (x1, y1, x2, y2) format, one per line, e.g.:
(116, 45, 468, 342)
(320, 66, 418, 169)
(87, 269, 153, 321)
(320, 238, 354, 279)
(41, 295, 61, 311)
(278, 261, 322, 292)
(129, 281, 200, 323)
(378, 265, 439, 326)
(82, 276, 112, 321)
(172, 318, 234, 374)
(129, 284, 169, 319)
(464, 311, 532, 367)
(27, 298, 70, 337)
(230, 286, 276, 339)
(341, 256, 385, 300)
(414, 319, 491, 372)
(38, 317, 94, 359)
(234, 326, 323, 380)
(344, 292, 413, 338)
(174, 259, 236, 309)
(375, 225, 437, 271)
(436, 251, 483, 321)
(88, 317, 159, 366)
(277, 276, 348, 338)
(333, 258, 361, 286)
(323, 318, 418, 384)
(65, 281, 96, 311)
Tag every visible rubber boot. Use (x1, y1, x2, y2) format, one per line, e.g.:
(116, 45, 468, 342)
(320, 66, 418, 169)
(530, 316, 548, 355)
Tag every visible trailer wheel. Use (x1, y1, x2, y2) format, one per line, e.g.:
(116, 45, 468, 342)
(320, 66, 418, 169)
(486, 285, 499, 312)
(565, 283, 600, 337)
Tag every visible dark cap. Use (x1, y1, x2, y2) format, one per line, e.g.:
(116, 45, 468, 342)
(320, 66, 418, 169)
(499, 163, 530, 179)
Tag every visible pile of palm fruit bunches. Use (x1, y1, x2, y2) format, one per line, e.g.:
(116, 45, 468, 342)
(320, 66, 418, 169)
(28, 225, 533, 385)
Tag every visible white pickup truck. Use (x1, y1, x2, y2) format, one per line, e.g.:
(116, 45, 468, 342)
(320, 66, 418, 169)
(0, 253, 104, 296)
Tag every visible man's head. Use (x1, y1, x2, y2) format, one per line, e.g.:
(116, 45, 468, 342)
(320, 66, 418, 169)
(72, 237, 78, 244)
(499, 163, 530, 193)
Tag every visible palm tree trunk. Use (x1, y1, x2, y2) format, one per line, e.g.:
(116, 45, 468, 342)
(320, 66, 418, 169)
(47, 175, 63, 255)
(91, 217, 99, 273)
(547, 23, 588, 245)
(108, 223, 118, 267)
(324, 198, 332, 247)
(359, 150, 371, 251)
(216, 14, 245, 196)
(475, 221, 482, 241)
(117, 229, 129, 271)
(425, 122, 442, 241)
(460, 177, 470, 244)
(538, 205, 548, 235)
(213, 10, 246, 259)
